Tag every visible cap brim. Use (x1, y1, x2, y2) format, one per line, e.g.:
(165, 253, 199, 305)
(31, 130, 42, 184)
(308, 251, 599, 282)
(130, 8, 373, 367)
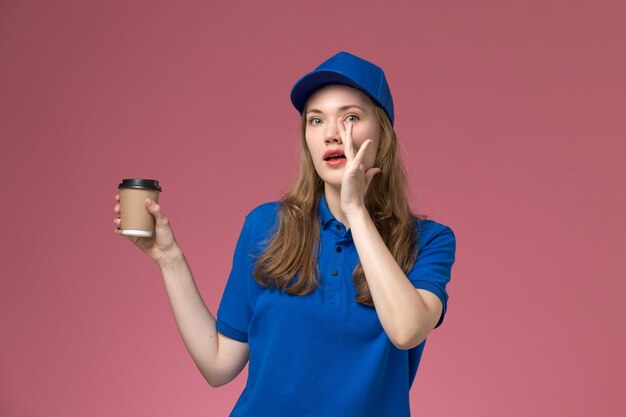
(290, 70, 378, 115)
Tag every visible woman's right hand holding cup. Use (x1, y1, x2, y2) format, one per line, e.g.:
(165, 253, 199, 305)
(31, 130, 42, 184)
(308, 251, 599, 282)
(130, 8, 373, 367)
(114, 194, 181, 266)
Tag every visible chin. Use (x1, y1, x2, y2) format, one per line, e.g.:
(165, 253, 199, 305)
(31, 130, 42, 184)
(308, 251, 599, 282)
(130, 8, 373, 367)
(315, 167, 344, 187)
(321, 177, 342, 188)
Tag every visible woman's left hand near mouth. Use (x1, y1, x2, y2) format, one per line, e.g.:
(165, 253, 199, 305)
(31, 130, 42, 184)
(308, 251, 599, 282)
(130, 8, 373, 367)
(337, 117, 382, 217)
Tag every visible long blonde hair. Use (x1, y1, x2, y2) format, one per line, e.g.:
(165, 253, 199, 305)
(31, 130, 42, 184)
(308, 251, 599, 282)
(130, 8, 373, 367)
(252, 103, 427, 306)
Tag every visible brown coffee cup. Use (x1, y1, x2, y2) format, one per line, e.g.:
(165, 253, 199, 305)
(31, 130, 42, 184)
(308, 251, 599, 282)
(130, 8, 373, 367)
(117, 179, 162, 237)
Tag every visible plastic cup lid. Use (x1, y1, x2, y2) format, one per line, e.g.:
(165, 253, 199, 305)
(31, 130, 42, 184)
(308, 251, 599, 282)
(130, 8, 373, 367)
(118, 179, 162, 191)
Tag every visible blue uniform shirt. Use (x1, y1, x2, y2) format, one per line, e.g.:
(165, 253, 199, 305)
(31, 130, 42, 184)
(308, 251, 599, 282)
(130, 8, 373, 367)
(216, 193, 456, 417)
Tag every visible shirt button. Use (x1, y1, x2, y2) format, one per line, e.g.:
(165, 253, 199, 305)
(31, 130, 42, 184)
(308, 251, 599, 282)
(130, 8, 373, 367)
(331, 269, 338, 276)
(335, 225, 341, 230)
(336, 246, 342, 253)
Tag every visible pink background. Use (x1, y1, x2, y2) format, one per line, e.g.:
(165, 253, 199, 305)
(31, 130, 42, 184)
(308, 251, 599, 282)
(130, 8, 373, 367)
(1, 0, 624, 416)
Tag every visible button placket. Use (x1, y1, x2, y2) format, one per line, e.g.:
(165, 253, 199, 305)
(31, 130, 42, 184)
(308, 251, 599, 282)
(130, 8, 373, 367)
(329, 236, 343, 286)
(324, 227, 345, 307)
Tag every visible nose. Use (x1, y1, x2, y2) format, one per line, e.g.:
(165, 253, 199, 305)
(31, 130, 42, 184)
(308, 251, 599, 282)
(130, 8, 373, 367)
(324, 120, 342, 144)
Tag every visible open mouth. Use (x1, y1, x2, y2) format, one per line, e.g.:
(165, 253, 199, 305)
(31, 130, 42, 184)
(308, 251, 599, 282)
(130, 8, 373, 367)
(323, 153, 346, 161)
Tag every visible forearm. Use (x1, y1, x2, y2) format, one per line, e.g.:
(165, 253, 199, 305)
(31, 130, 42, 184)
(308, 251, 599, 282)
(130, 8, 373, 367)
(346, 209, 431, 349)
(158, 247, 219, 384)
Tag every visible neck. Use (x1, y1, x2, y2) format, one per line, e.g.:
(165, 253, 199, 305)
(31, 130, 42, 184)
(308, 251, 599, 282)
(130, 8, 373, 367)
(324, 184, 350, 230)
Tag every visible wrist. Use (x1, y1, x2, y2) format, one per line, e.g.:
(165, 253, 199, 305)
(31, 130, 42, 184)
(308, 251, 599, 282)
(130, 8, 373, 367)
(345, 206, 369, 223)
(157, 245, 184, 270)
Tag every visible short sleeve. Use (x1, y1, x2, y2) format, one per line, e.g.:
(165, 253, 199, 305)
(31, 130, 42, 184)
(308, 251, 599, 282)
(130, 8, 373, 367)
(216, 218, 255, 343)
(408, 224, 457, 329)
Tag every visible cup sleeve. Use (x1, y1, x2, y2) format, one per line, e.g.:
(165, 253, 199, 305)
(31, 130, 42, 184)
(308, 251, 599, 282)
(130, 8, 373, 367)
(216, 218, 255, 343)
(407, 224, 457, 329)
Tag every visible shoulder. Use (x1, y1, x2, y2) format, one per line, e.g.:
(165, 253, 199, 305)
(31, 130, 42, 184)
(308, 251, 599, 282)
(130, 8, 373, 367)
(241, 201, 281, 243)
(415, 218, 456, 247)
(244, 201, 280, 226)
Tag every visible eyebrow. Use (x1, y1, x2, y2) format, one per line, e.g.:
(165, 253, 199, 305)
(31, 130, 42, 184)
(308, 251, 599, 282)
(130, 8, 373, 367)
(306, 105, 366, 115)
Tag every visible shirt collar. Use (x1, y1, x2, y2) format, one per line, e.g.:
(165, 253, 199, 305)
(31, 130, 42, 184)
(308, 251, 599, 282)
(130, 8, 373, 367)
(318, 193, 335, 230)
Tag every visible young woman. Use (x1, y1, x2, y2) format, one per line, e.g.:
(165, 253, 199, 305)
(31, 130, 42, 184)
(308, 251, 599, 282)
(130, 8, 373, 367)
(113, 51, 456, 417)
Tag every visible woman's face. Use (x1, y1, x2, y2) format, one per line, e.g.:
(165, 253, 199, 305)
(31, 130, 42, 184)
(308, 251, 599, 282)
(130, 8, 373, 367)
(304, 84, 381, 188)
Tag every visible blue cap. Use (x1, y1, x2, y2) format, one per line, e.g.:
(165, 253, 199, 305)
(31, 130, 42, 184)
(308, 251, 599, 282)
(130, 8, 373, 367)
(290, 51, 395, 125)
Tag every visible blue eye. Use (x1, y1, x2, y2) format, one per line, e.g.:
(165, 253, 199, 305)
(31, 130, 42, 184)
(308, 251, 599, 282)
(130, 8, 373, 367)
(309, 117, 322, 125)
(345, 114, 359, 122)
